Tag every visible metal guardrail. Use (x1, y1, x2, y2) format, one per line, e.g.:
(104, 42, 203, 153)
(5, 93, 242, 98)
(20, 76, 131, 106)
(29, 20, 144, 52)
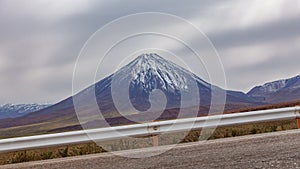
(0, 106, 300, 152)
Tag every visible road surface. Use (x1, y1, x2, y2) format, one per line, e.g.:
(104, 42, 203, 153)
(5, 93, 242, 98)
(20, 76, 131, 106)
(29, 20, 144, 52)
(3, 129, 300, 169)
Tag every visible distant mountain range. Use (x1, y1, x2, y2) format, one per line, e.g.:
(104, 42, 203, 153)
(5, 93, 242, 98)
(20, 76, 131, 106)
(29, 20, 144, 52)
(0, 53, 299, 137)
(0, 104, 50, 119)
(248, 75, 300, 103)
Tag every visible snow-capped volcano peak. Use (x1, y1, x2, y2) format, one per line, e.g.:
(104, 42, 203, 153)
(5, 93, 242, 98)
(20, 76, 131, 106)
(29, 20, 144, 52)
(129, 53, 174, 70)
(91, 52, 255, 114)
(135, 53, 163, 60)
(104, 53, 212, 112)
(115, 53, 203, 92)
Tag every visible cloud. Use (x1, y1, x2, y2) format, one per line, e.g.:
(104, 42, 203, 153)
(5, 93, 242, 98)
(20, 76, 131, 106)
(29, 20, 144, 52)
(208, 15, 300, 50)
(0, 0, 300, 103)
(222, 36, 300, 92)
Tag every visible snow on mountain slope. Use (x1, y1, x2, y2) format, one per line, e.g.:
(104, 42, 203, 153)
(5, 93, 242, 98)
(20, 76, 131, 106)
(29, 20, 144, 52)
(117, 53, 211, 91)
(248, 75, 300, 103)
(0, 104, 50, 119)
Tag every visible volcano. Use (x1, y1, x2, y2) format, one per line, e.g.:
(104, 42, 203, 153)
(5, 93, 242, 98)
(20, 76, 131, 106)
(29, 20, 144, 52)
(0, 53, 258, 130)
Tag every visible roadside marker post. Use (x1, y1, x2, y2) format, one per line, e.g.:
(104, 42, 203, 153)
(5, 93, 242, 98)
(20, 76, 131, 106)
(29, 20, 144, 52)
(296, 105, 300, 129)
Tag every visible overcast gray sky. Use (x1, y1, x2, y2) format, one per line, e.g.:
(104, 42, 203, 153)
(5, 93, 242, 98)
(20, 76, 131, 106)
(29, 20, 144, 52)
(0, 0, 300, 104)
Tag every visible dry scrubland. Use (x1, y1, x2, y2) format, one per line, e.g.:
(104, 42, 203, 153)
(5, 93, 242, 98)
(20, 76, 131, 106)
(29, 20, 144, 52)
(0, 119, 297, 165)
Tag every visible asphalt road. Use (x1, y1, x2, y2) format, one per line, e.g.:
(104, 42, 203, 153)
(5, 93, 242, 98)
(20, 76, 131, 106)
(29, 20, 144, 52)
(3, 129, 300, 169)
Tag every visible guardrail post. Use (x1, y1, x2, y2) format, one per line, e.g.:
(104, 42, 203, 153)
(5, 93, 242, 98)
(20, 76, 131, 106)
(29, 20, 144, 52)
(296, 106, 300, 129)
(153, 135, 159, 147)
(150, 121, 159, 147)
(296, 116, 300, 129)
(297, 119, 300, 129)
